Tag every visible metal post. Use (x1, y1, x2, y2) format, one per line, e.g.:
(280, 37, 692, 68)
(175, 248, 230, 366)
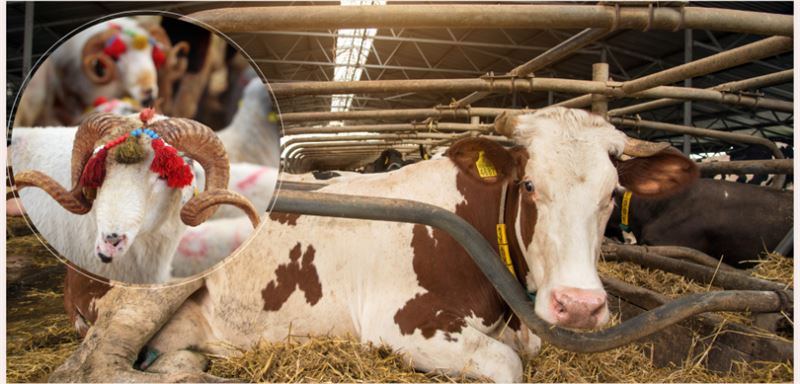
(683, 29, 693, 155)
(22, 2, 34, 77)
(591, 62, 609, 117)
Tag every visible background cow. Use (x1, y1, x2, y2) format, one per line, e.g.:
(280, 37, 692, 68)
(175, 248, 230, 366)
(606, 178, 792, 268)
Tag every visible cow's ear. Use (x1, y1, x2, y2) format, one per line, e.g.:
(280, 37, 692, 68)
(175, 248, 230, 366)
(616, 147, 698, 197)
(447, 138, 515, 185)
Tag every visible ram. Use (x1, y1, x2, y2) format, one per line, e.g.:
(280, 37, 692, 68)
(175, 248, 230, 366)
(14, 17, 186, 127)
(10, 111, 259, 285)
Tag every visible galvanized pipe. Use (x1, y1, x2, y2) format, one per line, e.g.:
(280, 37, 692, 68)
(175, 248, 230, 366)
(284, 123, 492, 135)
(773, 229, 793, 257)
(272, 79, 792, 112)
(608, 69, 794, 116)
(282, 133, 461, 150)
(592, 62, 610, 117)
(189, 5, 793, 36)
(610, 116, 786, 188)
(268, 190, 789, 352)
(698, 159, 794, 176)
(280, 107, 516, 124)
(285, 140, 444, 160)
(602, 243, 791, 292)
(454, 28, 611, 108)
(621, 36, 792, 95)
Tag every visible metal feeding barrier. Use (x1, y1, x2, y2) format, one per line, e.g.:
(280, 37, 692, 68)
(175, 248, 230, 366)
(269, 189, 792, 353)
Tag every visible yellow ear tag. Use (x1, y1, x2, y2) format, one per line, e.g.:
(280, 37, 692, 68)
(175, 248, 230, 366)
(475, 150, 497, 178)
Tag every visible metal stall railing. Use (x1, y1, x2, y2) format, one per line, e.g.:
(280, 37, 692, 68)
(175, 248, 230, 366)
(269, 190, 792, 353)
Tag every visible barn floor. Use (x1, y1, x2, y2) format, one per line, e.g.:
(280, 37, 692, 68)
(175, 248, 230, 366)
(5, 214, 793, 382)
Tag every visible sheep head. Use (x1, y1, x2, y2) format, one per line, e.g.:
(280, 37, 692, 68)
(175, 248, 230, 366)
(81, 19, 171, 108)
(13, 112, 260, 265)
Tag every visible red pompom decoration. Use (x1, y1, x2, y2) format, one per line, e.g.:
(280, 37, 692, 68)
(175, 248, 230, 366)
(150, 139, 183, 176)
(80, 148, 109, 188)
(140, 108, 155, 124)
(166, 164, 194, 188)
(152, 45, 166, 68)
(104, 36, 127, 60)
(93, 96, 108, 107)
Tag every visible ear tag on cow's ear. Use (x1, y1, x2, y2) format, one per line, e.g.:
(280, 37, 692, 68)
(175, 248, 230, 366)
(475, 150, 498, 178)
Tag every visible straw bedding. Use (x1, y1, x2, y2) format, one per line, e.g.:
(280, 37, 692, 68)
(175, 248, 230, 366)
(6, 214, 793, 382)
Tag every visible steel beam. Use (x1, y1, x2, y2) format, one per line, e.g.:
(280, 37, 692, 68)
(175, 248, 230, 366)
(190, 5, 793, 36)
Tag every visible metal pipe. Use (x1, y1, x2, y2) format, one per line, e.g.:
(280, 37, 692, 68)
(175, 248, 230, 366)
(773, 229, 793, 257)
(609, 116, 786, 188)
(271, 79, 792, 112)
(698, 159, 794, 176)
(454, 28, 611, 108)
(268, 190, 789, 352)
(189, 5, 793, 36)
(280, 107, 517, 124)
(641, 245, 740, 273)
(608, 69, 794, 116)
(285, 140, 448, 161)
(621, 36, 792, 95)
(683, 29, 693, 155)
(22, 2, 33, 76)
(602, 243, 791, 292)
(284, 123, 492, 135)
(282, 133, 461, 150)
(592, 62, 609, 117)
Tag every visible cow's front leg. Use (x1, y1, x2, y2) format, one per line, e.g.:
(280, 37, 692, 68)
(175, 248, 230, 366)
(374, 325, 524, 382)
(49, 279, 217, 382)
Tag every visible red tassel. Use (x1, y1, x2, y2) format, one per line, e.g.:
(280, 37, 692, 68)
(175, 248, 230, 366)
(140, 108, 155, 124)
(80, 148, 108, 188)
(166, 164, 194, 188)
(104, 36, 127, 60)
(152, 45, 166, 68)
(150, 139, 183, 177)
(93, 96, 108, 107)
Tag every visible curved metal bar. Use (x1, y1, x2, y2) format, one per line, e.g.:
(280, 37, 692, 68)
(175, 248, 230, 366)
(270, 190, 790, 352)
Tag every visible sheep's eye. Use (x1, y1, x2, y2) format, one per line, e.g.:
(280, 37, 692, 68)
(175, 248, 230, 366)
(522, 180, 534, 193)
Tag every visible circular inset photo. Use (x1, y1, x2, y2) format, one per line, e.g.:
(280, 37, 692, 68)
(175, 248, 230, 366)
(8, 14, 280, 285)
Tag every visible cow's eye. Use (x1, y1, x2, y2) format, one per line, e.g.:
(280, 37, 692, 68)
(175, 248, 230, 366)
(523, 180, 534, 193)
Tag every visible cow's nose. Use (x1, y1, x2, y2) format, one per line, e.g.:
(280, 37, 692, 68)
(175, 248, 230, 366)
(103, 232, 125, 247)
(550, 287, 608, 329)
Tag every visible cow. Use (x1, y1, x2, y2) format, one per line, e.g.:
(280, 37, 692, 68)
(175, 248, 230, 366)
(362, 148, 415, 173)
(51, 107, 697, 382)
(606, 178, 792, 268)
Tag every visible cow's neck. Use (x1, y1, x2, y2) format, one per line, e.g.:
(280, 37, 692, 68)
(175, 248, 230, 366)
(502, 181, 532, 290)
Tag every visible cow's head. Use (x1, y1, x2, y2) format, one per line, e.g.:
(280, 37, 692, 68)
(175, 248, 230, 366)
(457, 107, 697, 329)
(13, 112, 259, 265)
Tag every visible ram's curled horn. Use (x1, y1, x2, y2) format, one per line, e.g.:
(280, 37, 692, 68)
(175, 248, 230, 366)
(81, 29, 118, 84)
(13, 171, 91, 214)
(622, 136, 671, 158)
(493, 111, 519, 138)
(166, 42, 190, 77)
(181, 189, 261, 228)
(13, 113, 134, 214)
(150, 118, 259, 227)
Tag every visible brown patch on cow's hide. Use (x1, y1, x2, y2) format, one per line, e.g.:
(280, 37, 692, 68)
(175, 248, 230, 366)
(269, 212, 301, 226)
(394, 172, 516, 339)
(261, 243, 322, 311)
(63, 266, 111, 338)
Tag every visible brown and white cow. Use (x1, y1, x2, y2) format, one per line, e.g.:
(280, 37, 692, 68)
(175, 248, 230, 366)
(53, 107, 697, 382)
